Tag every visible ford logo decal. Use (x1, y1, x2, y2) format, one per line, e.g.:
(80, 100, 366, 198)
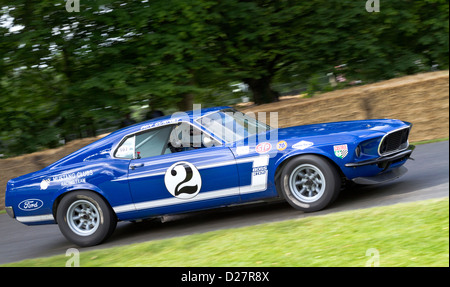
(18, 199, 44, 211)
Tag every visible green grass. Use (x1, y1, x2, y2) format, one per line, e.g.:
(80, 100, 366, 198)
(411, 137, 449, 145)
(3, 197, 448, 267)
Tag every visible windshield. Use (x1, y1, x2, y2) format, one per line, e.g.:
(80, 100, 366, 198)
(197, 108, 273, 143)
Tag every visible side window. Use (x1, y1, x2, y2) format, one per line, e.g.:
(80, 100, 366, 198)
(135, 126, 173, 159)
(114, 125, 173, 159)
(114, 123, 221, 159)
(115, 136, 135, 159)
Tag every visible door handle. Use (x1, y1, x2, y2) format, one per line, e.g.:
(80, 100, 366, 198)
(130, 163, 144, 170)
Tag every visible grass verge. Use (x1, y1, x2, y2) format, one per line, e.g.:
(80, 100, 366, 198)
(2, 197, 448, 267)
(411, 137, 449, 145)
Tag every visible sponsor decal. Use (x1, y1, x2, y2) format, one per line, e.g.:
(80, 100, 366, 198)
(40, 179, 51, 190)
(236, 145, 250, 155)
(140, 118, 181, 131)
(40, 169, 95, 189)
(18, 199, 44, 211)
(334, 144, 349, 159)
(164, 161, 202, 199)
(255, 142, 272, 154)
(292, 140, 314, 150)
(276, 140, 287, 151)
(252, 165, 268, 176)
(242, 155, 270, 193)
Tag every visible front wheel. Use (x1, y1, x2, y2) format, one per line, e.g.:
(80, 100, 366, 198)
(279, 155, 341, 212)
(56, 191, 117, 247)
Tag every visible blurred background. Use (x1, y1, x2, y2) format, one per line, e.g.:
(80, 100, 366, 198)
(0, 0, 448, 157)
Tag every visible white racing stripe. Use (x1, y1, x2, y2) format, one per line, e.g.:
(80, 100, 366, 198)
(114, 187, 241, 214)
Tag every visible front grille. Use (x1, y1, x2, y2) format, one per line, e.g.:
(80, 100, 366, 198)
(379, 128, 410, 156)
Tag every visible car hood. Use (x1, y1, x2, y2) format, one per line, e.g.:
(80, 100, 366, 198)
(279, 119, 407, 137)
(250, 119, 411, 147)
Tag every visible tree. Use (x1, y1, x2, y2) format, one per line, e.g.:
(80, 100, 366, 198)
(210, 0, 305, 104)
(0, 0, 448, 156)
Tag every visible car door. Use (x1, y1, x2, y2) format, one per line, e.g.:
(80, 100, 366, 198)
(122, 123, 241, 218)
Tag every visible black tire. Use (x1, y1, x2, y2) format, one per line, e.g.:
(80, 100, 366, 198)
(279, 155, 341, 212)
(56, 191, 117, 247)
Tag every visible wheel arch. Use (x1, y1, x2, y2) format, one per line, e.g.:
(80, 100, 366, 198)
(52, 188, 116, 223)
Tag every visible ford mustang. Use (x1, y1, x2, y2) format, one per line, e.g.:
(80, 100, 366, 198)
(4, 106, 414, 246)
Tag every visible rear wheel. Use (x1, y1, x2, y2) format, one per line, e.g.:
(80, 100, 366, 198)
(56, 191, 117, 247)
(279, 155, 341, 212)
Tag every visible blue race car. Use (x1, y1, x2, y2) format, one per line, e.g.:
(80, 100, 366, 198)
(4, 106, 414, 246)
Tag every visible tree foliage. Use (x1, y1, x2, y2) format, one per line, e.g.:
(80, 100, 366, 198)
(0, 0, 448, 156)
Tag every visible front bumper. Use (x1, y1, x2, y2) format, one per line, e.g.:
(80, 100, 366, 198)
(5, 206, 15, 219)
(346, 145, 414, 185)
(351, 165, 408, 185)
(345, 145, 414, 168)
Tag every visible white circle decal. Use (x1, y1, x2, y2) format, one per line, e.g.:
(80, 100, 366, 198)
(164, 161, 202, 199)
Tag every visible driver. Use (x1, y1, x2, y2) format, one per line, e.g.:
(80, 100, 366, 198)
(168, 123, 202, 153)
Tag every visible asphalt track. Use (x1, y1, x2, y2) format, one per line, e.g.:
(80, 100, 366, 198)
(0, 141, 448, 265)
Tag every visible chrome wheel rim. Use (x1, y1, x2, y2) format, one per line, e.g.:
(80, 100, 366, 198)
(67, 200, 100, 236)
(289, 164, 326, 203)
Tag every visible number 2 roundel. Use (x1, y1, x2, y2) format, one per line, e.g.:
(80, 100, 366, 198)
(164, 161, 202, 199)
